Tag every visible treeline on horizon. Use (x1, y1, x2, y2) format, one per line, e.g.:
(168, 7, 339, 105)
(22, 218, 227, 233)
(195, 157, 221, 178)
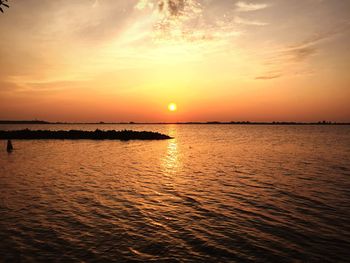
(0, 120, 349, 125)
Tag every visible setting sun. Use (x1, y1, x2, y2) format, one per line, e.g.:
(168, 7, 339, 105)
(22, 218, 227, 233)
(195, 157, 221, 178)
(168, 103, 177, 112)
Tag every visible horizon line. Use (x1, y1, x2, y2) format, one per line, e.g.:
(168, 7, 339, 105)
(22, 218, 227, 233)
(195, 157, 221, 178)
(0, 120, 349, 125)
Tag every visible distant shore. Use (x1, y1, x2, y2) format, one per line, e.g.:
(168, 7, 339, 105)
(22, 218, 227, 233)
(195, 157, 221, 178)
(0, 120, 349, 125)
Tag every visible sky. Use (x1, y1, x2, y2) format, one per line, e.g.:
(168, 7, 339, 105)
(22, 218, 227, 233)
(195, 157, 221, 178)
(0, 0, 349, 122)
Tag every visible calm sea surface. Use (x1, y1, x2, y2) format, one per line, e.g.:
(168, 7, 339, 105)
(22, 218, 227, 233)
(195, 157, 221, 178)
(0, 124, 349, 262)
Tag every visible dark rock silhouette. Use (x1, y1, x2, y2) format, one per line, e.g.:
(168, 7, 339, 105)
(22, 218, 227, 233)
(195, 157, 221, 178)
(0, 129, 172, 141)
(6, 139, 13, 152)
(0, 0, 9, 13)
(0, 120, 49, 124)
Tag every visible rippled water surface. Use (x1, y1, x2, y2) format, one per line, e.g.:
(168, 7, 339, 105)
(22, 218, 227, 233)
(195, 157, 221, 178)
(1, 124, 350, 262)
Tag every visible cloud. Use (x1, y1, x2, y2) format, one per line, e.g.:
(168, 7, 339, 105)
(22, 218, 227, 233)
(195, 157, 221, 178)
(235, 1, 268, 12)
(136, 0, 188, 16)
(255, 22, 350, 80)
(163, 0, 186, 16)
(255, 74, 281, 80)
(289, 46, 317, 61)
(234, 16, 268, 26)
(282, 24, 350, 62)
(134, 0, 241, 44)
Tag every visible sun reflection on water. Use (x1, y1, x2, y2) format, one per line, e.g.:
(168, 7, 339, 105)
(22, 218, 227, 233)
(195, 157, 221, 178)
(161, 125, 180, 176)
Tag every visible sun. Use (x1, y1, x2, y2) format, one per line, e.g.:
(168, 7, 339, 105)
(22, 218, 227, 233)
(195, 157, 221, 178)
(168, 103, 177, 112)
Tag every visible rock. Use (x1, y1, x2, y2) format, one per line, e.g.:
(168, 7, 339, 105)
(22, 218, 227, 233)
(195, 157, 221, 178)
(0, 129, 172, 141)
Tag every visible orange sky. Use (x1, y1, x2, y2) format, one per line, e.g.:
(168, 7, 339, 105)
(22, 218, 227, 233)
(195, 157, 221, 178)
(0, 0, 349, 122)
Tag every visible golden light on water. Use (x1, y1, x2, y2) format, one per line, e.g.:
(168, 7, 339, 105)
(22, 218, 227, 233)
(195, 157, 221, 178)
(161, 125, 180, 176)
(168, 103, 177, 112)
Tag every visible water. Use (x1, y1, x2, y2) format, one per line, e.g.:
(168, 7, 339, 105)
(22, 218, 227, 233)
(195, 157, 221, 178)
(0, 124, 349, 262)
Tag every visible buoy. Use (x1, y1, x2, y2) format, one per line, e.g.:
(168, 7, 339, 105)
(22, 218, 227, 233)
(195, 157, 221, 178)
(7, 140, 13, 152)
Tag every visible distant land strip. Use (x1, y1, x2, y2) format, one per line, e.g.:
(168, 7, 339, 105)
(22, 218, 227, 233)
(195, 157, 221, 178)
(0, 120, 349, 125)
(0, 129, 172, 141)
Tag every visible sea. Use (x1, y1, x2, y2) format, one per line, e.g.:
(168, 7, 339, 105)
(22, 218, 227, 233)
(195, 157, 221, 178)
(0, 124, 349, 262)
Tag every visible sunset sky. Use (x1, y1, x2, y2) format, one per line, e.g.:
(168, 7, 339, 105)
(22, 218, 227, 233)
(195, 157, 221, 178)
(0, 0, 349, 122)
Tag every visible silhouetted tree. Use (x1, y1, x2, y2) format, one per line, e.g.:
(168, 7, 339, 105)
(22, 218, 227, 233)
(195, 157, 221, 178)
(0, 0, 9, 13)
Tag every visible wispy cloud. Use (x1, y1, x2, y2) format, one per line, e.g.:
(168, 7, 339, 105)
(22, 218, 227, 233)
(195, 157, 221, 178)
(235, 1, 268, 12)
(255, 74, 281, 80)
(283, 23, 350, 62)
(289, 46, 317, 61)
(255, 22, 350, 80)
(234, 16, 268, 26)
